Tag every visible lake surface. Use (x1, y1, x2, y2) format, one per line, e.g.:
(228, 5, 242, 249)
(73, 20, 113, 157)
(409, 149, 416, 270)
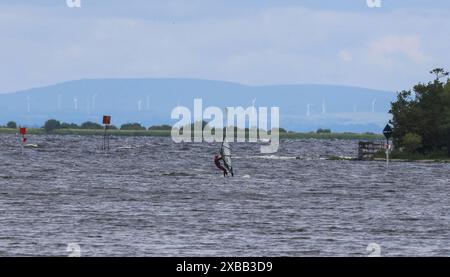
(0, 134, 449, 256)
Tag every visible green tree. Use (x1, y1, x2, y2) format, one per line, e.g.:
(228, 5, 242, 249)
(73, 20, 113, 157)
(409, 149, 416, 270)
(60, 123, 79, 129)
(44, 119, 61, 132)
(120, 123, 146, 130)
(390, 68, 450, 156)
(402, 133, 423, 153)
(430, 68, 449, 81)
(148, 125, 172, 131)
(6, 121, 17, 129)
(442, 80, 450, 156)
(316, 128, 331, 134)
(80, 121, 103, 129)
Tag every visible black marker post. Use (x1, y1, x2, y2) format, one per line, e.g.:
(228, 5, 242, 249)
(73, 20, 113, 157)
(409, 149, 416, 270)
(102, 115, 111, 151)
(383, 124, 393, 169)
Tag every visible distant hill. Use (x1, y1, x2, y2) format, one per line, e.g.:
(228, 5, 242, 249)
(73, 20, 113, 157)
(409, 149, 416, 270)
(0, 78, 395, 132)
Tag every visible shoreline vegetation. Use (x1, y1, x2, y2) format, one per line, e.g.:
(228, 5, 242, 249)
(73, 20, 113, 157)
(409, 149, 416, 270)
(305, 68, 449, 163)
(0, 127, 383, 140)
(385, 68, 450, 163)
(0, 119, 383, 140)
(373, 150, 450, 163)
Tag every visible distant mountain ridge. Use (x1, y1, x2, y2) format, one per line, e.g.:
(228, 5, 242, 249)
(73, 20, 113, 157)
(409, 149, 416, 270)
(0, 78, 395, 132)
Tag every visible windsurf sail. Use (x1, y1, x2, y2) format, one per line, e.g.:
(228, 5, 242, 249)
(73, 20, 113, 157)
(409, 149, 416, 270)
(220, 138, 233, 176)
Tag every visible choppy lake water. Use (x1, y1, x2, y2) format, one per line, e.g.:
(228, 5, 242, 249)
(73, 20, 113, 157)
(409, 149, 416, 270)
(0, 134, 449, 256)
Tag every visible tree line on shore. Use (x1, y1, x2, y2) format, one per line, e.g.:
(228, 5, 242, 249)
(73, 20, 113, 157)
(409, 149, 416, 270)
(0, 119, 320, 135)
(0, 120, 172, 132)
(390, 68, 450, 157)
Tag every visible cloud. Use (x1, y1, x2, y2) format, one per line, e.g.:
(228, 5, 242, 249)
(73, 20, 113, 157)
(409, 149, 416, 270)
(0, 1, 449, 93)
(368, 35, 428, 64)
(338, 50, 353, 62)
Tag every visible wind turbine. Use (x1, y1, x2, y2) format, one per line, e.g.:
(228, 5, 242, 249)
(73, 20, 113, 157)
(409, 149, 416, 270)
(92, 94, 97, 110)
(322, 99, 326, 114)
(137, 100, 142, 111)
(86, 97, 91, 114)
(73, 98, 78, 111)
(307, 104, 313, 117)
(372, 99, 377, 113)
(57, 94, 62, 110)
(26, 96, 31, 113)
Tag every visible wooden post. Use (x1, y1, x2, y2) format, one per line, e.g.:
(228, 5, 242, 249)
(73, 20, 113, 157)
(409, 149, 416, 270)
(102, 116, 111, 151)
(386, 139, 390, 169)
(103, 125, 110, 151)
(19, 127, 27, 155)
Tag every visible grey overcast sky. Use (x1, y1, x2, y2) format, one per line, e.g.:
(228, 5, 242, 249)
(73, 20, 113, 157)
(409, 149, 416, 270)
(1, 0, 449, 93)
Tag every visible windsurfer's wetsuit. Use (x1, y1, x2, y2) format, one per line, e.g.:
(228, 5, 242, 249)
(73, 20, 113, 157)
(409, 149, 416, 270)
(214, 155, 228, 176)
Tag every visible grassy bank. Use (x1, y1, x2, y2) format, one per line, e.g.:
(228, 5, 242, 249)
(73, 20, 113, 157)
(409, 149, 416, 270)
(280, 132, 383, 140)
(373, 150, 450, 162)
(0, 128, 171, 137)
(0, 128, 383, 140)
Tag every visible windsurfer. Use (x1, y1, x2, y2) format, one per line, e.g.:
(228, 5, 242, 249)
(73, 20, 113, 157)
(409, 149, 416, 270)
(214, 154, 228, 177)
